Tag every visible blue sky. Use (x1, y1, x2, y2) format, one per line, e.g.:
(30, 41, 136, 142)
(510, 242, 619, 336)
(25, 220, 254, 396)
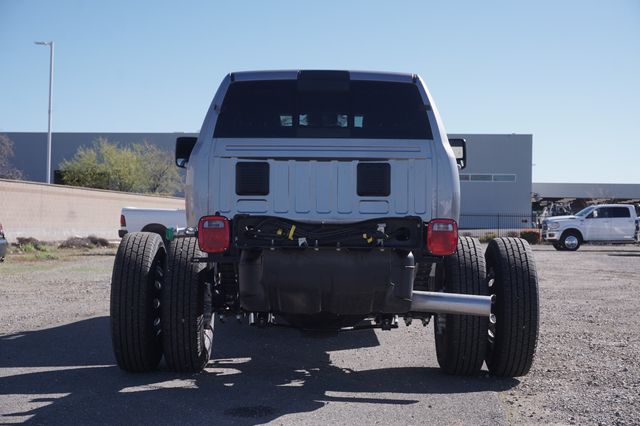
(1, 0, 639, 183)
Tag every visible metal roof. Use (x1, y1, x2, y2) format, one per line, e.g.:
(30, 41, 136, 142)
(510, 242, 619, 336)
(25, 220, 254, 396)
(533, 182, 640, 199)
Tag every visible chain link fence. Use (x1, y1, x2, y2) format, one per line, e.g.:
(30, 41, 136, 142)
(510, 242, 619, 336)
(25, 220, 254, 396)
(459, 214, 540, 242)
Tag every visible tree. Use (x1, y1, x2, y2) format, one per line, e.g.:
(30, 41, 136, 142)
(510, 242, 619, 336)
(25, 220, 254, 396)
(0, 134, 25, 179)
(134, 141, 182, 195)
(59, 138, 183, 195)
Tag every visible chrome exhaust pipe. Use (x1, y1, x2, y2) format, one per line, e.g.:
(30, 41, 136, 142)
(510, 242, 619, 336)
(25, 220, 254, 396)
(411, 291, 493, 317)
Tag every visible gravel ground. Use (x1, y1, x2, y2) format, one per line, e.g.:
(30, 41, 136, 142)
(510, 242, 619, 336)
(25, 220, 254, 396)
(505, 245, 640, 425)
(0, 243, 638, 424)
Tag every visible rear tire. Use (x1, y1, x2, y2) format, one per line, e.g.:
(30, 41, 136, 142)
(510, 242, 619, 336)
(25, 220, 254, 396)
(162, 237, 213, 372)
(110, 232, 165, 372)
(434, 237, 488, 376)
(485, 237, 539, 377)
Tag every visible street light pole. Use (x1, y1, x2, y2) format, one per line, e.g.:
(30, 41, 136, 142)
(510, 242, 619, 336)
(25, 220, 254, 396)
(34, 41, 54, 184)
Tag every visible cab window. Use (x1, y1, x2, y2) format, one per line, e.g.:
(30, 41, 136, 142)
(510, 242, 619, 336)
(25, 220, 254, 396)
(214, 80, 433, 139)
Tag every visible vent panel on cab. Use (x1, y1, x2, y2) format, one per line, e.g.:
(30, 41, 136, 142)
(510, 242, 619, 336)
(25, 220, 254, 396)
(236, 162, 270, 195)
(357, 163, 390, 197)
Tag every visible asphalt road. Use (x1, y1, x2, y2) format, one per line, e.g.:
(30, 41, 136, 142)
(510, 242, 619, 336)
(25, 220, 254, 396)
(1, 244, 638, 425)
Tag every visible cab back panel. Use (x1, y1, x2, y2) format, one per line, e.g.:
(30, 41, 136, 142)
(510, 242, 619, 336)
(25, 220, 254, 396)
(212, 138, 433, 221)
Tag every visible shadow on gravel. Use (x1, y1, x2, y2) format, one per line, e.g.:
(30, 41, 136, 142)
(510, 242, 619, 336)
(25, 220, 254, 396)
(607, 253, 640, 257)
(0, 318, 518, 425)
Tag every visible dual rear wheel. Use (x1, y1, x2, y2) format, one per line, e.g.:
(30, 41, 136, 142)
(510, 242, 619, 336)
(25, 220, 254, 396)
(433, 237, 539, 377)
(110, 233, 212, 373)
(111, 233, 539, 377)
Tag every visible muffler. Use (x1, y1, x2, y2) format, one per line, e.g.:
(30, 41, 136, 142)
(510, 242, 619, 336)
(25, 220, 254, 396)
(411, 291, 493, 317)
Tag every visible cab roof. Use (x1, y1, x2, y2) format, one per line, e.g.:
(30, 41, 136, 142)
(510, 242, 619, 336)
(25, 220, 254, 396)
(229, 70, 417, 84)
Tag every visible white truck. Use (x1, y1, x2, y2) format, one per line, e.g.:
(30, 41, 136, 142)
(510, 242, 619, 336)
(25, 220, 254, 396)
(118, 207, 186, 240)
(542, 204, 640, 251)
(110, 70, 539, 378)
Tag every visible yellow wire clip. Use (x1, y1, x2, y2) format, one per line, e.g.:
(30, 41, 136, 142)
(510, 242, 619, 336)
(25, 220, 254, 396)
(288, 225, 296, 240)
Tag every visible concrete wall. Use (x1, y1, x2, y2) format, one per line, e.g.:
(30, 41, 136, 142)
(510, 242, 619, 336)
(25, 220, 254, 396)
(0, 179, 184, 242)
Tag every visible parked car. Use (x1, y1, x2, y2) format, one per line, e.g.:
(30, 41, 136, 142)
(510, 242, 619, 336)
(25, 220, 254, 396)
(0, 223, 7, 262)
(119, 207, 186, 239)
(542, 204, 640, 251)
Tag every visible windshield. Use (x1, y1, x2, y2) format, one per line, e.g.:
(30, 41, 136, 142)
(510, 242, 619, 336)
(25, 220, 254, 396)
(214, 80, 433, 139)
(576, 206, 595, 217)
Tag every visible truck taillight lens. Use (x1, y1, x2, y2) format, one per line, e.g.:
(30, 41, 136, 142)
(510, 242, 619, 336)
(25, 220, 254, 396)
(120, 215, 126, 227)
(198, 216, 230, 253)
(427, 219, 458, 256)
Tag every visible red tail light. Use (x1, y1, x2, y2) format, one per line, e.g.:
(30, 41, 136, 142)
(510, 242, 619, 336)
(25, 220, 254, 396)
(120, 214, 126, 227)
(198, 216, 230, 253)
(427, 219, 458, 256)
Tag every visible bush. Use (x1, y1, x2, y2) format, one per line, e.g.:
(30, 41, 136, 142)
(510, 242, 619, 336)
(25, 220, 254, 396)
(14, 237, 47, 252)
(479, 232, 498, 243)
(59, 235, 111, 249)
(507, 231, 519, 238)
(520, 230, 541, 245)
(88, 235, 110, 247)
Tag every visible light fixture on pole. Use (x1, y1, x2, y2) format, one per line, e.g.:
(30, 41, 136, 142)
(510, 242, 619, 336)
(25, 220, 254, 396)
(34, 41, 54, 184)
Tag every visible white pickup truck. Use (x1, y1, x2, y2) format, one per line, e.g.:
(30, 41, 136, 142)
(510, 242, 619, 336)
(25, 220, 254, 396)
(119, 207, 186, 240)
(542, 204, 640, 251)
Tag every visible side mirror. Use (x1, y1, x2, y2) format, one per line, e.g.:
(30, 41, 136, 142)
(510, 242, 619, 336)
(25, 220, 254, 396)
(448, 138, 467, 169)
(175, 137, 197, 168)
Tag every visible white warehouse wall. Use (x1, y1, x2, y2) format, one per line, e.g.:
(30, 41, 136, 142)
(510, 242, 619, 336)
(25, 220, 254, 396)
(450, 134, 533, 216)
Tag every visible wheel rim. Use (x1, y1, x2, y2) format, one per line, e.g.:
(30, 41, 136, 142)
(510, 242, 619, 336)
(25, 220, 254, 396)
(487, 267, 497, 353)
(150, 257, 164, 338)
(564, 235, 579, 249)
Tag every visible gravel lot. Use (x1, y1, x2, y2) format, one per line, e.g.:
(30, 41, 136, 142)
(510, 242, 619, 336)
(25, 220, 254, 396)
(0, 244, 638, 425)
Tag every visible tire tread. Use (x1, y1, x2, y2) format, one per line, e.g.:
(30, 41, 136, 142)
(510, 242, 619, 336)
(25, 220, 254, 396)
(110, 232, 164, 372)
(162, 237, 211, 372)
(485, 237, 539, 377)
(435, 236, 487, 376)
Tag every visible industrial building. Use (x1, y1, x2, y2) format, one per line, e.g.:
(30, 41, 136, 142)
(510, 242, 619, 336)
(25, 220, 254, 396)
(3, 132, 638, 229)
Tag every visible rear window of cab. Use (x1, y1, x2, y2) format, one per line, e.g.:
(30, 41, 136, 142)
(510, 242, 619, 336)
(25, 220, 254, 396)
(214, 80, 433, 139)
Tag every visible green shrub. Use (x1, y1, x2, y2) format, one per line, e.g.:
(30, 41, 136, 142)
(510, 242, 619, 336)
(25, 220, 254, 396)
(479, 232, 498, 243)
(520, 230, 541, 245)
(13, 237, 50, 252)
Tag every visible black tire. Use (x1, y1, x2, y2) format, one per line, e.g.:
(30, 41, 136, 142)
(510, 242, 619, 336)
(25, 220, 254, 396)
(162, 237, 213, 372)
(434, 236, 488, 376)
(485, 237, 539, 377)
(110, 232, 165, 372)
(560, 231, 581, 251)
(552, 242, 565, 251)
